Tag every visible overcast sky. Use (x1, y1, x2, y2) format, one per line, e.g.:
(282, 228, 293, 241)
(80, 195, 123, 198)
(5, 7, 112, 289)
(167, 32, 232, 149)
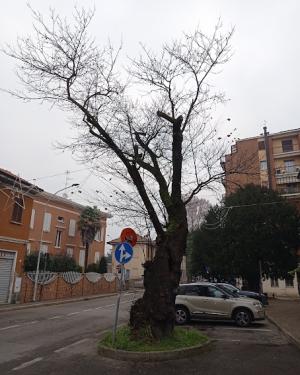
(1, 0, 299, 243)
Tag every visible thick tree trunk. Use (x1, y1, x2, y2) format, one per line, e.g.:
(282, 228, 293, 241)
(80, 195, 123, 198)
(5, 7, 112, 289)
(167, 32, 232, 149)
(129, 212, 188, 339)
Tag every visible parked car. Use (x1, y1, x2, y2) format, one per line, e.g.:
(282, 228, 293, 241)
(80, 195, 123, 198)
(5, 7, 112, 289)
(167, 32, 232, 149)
(216, 283, 268, 306)
(175, 282, 265, 327)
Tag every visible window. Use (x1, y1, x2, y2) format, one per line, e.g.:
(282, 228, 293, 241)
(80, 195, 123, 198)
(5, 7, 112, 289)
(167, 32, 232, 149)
(184, 285, 201, 296)
(206, 286, 225, 298)
(285, 276, 294, 288)
(258, 141, 265, 150)
(26, 243, 31, 255)
(270, 277, 279, 287)
(11, 197, 24, 223)
(66, 247, 74, 257)
(282, 139, 293, 152)
(260, 160, 267, 171)
(55, 230, 62, 248)
(79, 250, 85, 267)
(68, 219, 76, 237)
(43, 212, 52, 232)
(284, 160, 295, 173)
(30, 209, 35, 229)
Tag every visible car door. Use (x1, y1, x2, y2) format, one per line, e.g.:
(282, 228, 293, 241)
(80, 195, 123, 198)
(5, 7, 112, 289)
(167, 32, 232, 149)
(182, 285, 209, 316)
(202, 285, 232, 318)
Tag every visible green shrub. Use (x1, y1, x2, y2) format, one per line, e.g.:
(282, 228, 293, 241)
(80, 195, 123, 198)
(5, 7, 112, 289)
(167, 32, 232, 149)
(24, 252, 81, 272)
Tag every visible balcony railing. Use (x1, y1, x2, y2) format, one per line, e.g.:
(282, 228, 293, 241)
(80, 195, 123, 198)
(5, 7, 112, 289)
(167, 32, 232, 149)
(277, 184, 300, 195)
(274, 165, 300, 175)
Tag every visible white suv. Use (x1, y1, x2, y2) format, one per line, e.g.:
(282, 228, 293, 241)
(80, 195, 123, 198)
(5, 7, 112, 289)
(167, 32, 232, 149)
(175, 282, 265, 327)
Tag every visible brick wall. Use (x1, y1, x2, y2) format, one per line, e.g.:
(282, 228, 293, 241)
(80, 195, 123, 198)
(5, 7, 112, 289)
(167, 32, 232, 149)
(20, 273, 117, 303)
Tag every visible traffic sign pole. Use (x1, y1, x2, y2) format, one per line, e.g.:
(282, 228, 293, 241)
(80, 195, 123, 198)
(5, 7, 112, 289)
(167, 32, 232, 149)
(112, 264, 124, 346)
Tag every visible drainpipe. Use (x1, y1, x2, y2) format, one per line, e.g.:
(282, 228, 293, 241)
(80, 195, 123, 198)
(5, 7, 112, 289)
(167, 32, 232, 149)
(263, 126, 273, 189)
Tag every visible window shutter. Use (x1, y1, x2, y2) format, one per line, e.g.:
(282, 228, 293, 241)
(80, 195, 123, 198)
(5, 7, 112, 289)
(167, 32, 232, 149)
(69, 219, 76, 237)
(43, 213, 52, 232)
(30, 209, 35, 229)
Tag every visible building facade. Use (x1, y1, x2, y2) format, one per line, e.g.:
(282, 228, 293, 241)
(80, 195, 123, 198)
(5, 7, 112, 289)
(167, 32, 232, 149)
(0, 168, 110, 303)
(222, 127, 300, 297)
(0, 169, 41, 303)
(28, 192, 109, 270)
(223, 127, 300, 205)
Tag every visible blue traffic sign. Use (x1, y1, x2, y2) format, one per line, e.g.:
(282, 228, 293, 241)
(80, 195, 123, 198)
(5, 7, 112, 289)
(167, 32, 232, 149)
(114, 242, 133, 264)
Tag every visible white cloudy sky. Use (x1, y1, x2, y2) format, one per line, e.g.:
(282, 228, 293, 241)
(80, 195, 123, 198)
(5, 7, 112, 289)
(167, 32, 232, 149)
(1, 0, 299, 243)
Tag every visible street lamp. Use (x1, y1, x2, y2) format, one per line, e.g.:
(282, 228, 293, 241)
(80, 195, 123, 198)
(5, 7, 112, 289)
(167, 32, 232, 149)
(32, 183, 80, 302)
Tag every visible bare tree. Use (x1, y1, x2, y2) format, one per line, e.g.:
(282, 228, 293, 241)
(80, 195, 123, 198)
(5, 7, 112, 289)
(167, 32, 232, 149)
(3, 7, 234, 338)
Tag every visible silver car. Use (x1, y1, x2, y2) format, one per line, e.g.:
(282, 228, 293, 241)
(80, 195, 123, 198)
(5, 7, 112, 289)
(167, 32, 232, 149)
(175, 282, 265, 327)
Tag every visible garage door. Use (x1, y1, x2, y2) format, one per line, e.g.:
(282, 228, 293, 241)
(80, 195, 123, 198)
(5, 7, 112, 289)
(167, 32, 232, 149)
(0, 253, 14, 303)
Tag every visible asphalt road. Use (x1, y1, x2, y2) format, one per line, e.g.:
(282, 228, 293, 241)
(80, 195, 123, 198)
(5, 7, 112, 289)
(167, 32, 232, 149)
(0, 292, 139, 374)
(1, 298, 299, 375)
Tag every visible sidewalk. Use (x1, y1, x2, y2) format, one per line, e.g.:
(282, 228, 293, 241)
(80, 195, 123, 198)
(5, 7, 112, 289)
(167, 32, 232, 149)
(267, 298, 300, 350)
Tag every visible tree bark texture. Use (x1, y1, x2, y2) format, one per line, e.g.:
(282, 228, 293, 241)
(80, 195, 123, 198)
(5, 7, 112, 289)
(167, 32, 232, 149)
(130, 208, 188, 339)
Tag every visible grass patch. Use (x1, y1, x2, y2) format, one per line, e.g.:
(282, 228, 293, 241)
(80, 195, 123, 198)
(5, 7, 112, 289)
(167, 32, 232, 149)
(99, 326, 208, 352)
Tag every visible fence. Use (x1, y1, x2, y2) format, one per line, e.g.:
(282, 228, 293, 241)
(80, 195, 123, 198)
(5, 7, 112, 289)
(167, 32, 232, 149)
(20, 271, 118, 303)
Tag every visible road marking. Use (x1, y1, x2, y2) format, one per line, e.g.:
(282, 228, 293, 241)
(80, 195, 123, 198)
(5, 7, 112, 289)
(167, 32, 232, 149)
(12, 357, 43, 371)
(49, 315, 63, 320)
(82, 309, 92, 312)
(0, 324, 20, 331)
(67, 311, 80, 316)
(215, 339, 241, 342)
(102, 304, 115, 308)
(54, 338, 90, 353)
(24, 320, 39, 325)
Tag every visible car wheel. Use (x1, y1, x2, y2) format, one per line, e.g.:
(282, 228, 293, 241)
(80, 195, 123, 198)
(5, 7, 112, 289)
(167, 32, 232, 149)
(234, 308, 252, 327)
(175, 306, 190, 325)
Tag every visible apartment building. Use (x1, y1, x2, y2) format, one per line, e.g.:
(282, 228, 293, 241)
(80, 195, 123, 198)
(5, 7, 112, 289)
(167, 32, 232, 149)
(222, 127, 300, 297)
(223, 127, 300, 205)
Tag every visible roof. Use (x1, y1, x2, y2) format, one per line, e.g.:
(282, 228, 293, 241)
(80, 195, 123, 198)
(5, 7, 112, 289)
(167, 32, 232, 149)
(0, 168, 43, 195)
(229, 127, 300, 145)
(0, 167, 111, 218)
(37, 191, 111, 218)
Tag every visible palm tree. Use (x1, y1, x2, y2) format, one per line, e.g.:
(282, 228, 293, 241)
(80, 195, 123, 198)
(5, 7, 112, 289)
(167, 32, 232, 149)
(78, 206, 101, 272)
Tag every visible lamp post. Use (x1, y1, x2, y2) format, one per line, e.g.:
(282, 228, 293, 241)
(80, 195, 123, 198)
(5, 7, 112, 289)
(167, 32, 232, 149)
(32, 183, 79, 302)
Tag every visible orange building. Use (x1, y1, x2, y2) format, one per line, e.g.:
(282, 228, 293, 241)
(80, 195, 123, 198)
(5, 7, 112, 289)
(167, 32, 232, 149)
(29, 192, 110, 269)
(0, 168, 111, 303)
(0, 169, 41, 303)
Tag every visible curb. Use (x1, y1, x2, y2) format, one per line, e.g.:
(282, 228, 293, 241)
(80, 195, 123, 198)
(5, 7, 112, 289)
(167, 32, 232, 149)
(267, 314, 300, 351)
(97, 338, 214, 362)
(0, 292, 118, 313)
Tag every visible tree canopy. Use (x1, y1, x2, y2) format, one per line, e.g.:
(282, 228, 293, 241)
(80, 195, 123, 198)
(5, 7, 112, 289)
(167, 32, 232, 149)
(190, 184, 299, 290)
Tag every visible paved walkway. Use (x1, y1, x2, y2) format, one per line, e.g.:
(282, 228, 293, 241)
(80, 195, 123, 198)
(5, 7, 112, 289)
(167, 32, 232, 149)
(267, 298, 300, 350)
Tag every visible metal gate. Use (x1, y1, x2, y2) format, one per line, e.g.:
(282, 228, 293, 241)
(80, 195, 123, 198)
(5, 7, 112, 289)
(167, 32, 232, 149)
(0, 251, 15, 303)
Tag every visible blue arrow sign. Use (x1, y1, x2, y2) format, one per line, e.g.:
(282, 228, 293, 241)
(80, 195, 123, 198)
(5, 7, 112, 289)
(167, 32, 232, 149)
(114, 242, 133, 264)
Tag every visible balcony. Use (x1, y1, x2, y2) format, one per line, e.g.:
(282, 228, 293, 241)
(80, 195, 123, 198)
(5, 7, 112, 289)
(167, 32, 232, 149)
(273, 144, 300, 158)
(275, 165, 300, 184)
(277, 184, 300, 196)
